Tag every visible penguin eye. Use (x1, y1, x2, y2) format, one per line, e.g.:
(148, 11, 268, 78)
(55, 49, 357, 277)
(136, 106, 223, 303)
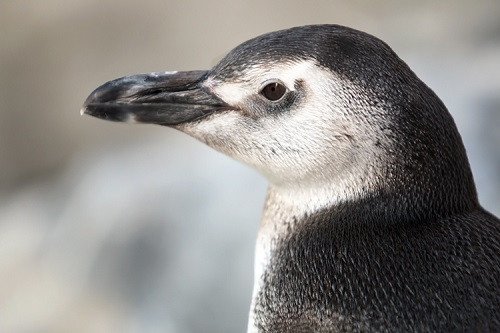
(260, 82, 287, 101)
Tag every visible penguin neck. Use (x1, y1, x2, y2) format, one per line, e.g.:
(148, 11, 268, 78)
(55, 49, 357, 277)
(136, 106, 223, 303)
(249, 183, 342, 332)
(249, 181, 369, 324)
(257, 180, 371, 248)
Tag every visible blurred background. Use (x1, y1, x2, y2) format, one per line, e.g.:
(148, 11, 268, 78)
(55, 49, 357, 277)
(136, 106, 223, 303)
(0, 1, 499, 332)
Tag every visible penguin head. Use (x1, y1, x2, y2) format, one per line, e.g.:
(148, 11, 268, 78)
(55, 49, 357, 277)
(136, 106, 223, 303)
(82, 25, 477, 209)
(182, 53, 386, 191)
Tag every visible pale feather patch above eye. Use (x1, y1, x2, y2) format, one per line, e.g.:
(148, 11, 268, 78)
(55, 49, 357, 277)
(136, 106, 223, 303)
(208, 60, 321, 105)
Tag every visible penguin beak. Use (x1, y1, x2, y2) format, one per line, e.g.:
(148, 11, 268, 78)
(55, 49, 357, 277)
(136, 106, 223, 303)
(81, 70, 229, 126)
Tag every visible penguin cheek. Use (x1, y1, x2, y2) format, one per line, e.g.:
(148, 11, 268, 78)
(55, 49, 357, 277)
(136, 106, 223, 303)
(176, 109, 322, 181)
(175, 110, 258, 156)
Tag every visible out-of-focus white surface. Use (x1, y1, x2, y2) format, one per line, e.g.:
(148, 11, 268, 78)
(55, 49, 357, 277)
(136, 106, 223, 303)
(0, 1, 499, 332)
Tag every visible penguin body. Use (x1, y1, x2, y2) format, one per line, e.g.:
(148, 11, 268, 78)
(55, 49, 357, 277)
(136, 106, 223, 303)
(254, 202, 500, 332)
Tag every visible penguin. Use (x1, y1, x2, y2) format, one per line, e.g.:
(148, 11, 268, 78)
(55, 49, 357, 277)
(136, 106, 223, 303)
(82, 25, 500, 332)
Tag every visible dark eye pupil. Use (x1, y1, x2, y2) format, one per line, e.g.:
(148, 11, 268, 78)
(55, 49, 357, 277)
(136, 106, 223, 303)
(261, 82, 286, 101)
